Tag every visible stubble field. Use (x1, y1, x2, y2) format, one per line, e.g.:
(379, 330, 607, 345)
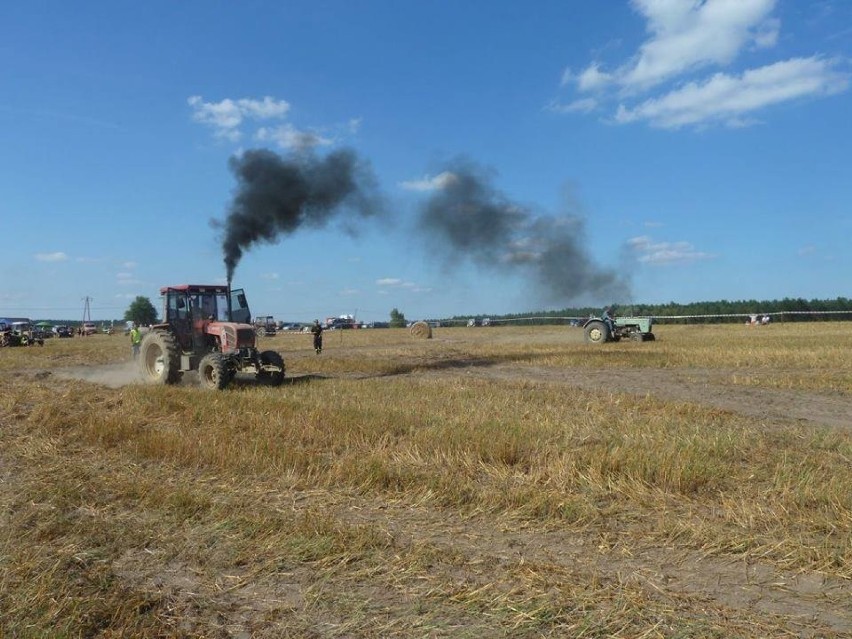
(1, 323, 851, 637)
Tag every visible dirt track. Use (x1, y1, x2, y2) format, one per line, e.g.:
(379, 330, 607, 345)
(410, 363, 852, 430)
(50, 357, 852, 430)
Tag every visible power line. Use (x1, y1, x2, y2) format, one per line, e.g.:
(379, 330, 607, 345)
(0, 306, 128, 314)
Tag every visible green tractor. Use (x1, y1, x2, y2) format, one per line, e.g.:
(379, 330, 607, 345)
(138, 284, 285, 390)
(583, 315, 655, 344)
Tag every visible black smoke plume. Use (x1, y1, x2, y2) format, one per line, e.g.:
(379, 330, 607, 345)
(417, 159, 628, 304)
(219, 148, 384, 283)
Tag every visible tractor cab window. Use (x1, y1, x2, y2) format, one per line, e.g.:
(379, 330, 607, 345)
(230, 288, 251, 325)
(189, 293, 219, 320)
(167, 293, 188, 321)
(214, 293, 228, 321)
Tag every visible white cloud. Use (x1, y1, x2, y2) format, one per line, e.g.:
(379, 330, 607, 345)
(627, 235, 715, 265)
(188, 95, 362, 150)
(547, 98, 598, 114)
(753, 17, 780, 48)
(35, 252, 68, 262)
(255, 124, 332, 151)
(188, 95, 290, 141)
(556, 0, 849, 129)
(399, 172, 458, 192)
(619, 0, 778, 91)
(375, 278, 431, 293)
(260, 272, 280, 280)
(616, 56, 849, 128)
(577, 63, 614, 91)
(237, 96, 290, 119)
(116, 271, 143, 286)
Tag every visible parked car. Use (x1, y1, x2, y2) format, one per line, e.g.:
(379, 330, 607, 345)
(53, 325, 73, 338)
(326, 317, 356, 330)
(80, 322, 97, 336)
(10, 321, 43, 346)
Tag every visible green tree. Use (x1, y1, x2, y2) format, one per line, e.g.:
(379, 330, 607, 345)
(124, 296, 158, 326)
(389, 308, 407, 328)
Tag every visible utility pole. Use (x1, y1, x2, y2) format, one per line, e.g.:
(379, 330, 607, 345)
(82, 296, 92, 324)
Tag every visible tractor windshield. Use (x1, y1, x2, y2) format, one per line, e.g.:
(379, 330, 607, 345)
(189, 292, 229, 322)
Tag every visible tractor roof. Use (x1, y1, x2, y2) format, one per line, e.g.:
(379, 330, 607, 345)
(160, 284, 230, 295)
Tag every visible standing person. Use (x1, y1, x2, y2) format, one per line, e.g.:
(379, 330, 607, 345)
(311, 319, 323, 354)
(602, 306, 616, 338)
(129, 322, 142, 359)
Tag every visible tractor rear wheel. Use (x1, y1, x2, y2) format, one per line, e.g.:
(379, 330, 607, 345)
(256, 350, 285, 386)
(139, 330, 181, 385)
(584, 321, 608, 345)
(198, 353, 228, 390)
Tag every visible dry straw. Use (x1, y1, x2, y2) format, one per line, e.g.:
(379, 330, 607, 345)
(409, 321, 432, 339)
(3, 324, 851, 637)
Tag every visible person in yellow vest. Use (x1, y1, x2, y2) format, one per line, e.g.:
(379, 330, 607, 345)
(129, 322, 142, 359)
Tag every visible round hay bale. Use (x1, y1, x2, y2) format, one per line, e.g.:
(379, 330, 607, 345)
(409, 321, 433, 339)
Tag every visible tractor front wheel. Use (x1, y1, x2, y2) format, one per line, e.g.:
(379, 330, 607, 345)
(584, 321, 609, 345)
(198, 353, 228, 390)
(256, 350, 285, 386)
(139, 330, 181, 385)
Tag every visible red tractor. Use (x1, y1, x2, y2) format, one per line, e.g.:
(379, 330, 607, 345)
(138, 284, 284, 390)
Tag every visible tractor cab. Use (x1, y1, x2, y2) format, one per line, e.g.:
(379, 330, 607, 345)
(158, 285, 256, 355)
(163, 285, 230, 323)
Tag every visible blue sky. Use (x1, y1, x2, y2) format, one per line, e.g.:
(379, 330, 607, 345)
(2, 0, 850, 322)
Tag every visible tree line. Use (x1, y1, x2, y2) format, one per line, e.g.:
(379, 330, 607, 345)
(448, 297, 852, 325)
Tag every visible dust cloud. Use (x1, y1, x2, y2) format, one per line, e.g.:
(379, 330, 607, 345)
(52, 362, 202, 389)
(52, 361, 143, 388)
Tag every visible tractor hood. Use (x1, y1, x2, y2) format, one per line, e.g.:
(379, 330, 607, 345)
(206, 321, 256, 353)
